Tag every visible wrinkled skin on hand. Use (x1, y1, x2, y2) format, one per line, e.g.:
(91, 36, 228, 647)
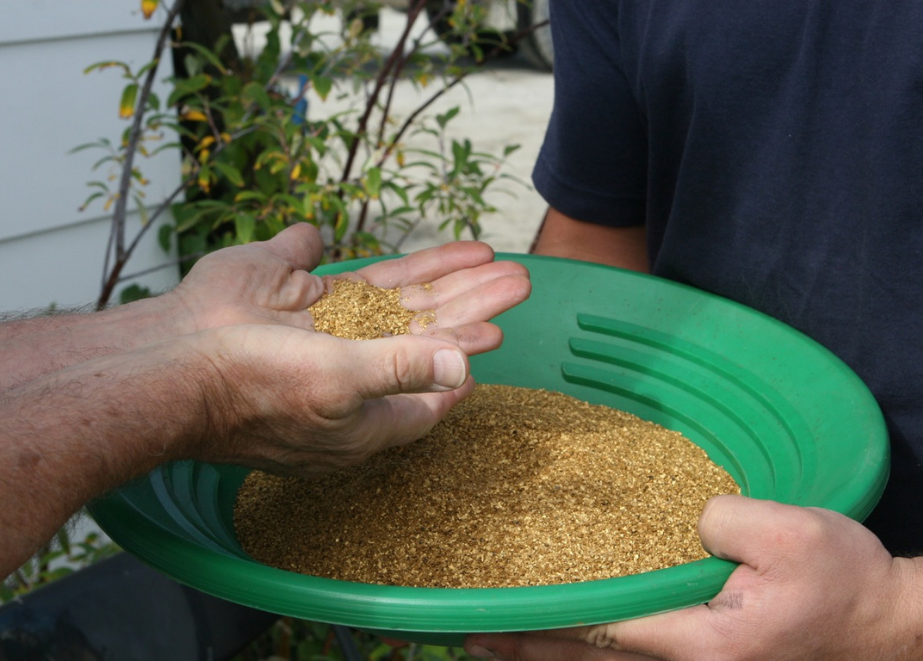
(169, 223, 530, 358)
(168, 223, 531, 476)
(465, 495, 923, 661)
(182, 324, 479, 475)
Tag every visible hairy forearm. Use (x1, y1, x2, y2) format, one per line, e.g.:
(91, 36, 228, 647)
(0, 294, 192, 393)
(0, 339, 210, 577)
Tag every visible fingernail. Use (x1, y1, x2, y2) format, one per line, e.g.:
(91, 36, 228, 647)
(466, 645, 496, 659)
(433, 348, 467, 389)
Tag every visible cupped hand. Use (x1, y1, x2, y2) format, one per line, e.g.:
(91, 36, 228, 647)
(169, 223, 327, 332)
(336, 241, 531, 356)
(186, 323, 476, 476)
(170, 223, 530, 356)
(465, 495, 923, 661)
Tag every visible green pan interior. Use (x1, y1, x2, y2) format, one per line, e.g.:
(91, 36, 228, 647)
(89, 254, 889, 647)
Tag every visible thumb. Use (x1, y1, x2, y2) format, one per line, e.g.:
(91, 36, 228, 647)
(265, 222, 325, 270)
(333, 335, 475, 452)
(344, 334, 470, 399)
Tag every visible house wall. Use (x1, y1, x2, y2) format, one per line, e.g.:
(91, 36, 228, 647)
(0, 2, 182, 313)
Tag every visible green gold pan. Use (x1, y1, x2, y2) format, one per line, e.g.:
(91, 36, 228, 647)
(89, 255, 889, 647)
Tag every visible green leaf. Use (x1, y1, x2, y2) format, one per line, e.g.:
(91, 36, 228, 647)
(339, 183, 365, 199)
(178, 41, 228, 74)
(69, 140, 106, 154)
(403, 160, 440, 173)
(462, 186, 487, 206)
(436, 105, 460, 129)
(330, 197, 349, 241)
(213, 162, 245, 187)
(158, 223, 174, 252)
(451, 139, 472, 172)
(90, 154, 115, 171)
(167, 74, 212, 106)
(183, 54, 202, 78)
(133, 195, 149, 225)
(353, 231, 382, 254)
(382, 180, 410, 206)
(312, 74, 334, 101)
(364, 166, 382, 199)
(119, 83, 139, 119)
(119, 284, 152, 304)
(0, 582, 16, 603)
(235, 213, 257, 244)
(78, 191, 106, 212)
(83, 60, 131, 76)
(135, 59, 159, 79)
(173, 202, 222, 233)
(150, 141, 182, 157)
(242, 81, 272, 111)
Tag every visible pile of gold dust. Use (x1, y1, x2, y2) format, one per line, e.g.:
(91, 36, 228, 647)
(235, 384, 740, 588)
(309, 278, 419, 340)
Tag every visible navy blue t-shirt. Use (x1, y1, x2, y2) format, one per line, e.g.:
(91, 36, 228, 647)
(534, 0, 923, 554)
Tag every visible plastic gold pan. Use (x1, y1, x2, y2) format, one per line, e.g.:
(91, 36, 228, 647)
(89, 255, 889, 646)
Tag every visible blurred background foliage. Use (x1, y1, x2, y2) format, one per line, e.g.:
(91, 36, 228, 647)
(77, 0, 531, 308)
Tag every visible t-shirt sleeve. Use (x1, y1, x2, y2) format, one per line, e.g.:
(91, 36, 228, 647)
(533, 0, 648, 227)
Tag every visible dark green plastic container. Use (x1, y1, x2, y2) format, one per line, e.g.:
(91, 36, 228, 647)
(89, 255, 889, 646)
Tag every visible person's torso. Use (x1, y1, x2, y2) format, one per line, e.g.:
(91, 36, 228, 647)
(607, 1, 923, 552)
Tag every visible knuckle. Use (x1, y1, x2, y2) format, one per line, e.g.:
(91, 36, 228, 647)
(388, 345, 422, 391)
(585, 624, 619, 648)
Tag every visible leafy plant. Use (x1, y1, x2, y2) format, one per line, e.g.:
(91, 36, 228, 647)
(169, 0, 524, 265)
(76, 0, 530, 306)
(0, 511, 120, 604)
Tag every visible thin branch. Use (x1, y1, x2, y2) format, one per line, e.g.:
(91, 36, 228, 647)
(375, 0, 436, 148)
(108, 0, 185, 260)
(124, 180, 188, 257)
(338, 0, 429, 188)
(377, 19, 549, 170)
(97, 0, 185, 310)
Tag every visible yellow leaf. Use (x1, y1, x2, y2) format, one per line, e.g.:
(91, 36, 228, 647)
(198, 135, 216, 149)
(141, 0, 159, 19)
(199, 149, 210, 163)
(220, 132, 232, 143)
(181, 110, 208, 122)
(290, 163, 302, 180)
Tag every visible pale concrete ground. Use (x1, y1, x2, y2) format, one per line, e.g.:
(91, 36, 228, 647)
(247, 7, 555, 255)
